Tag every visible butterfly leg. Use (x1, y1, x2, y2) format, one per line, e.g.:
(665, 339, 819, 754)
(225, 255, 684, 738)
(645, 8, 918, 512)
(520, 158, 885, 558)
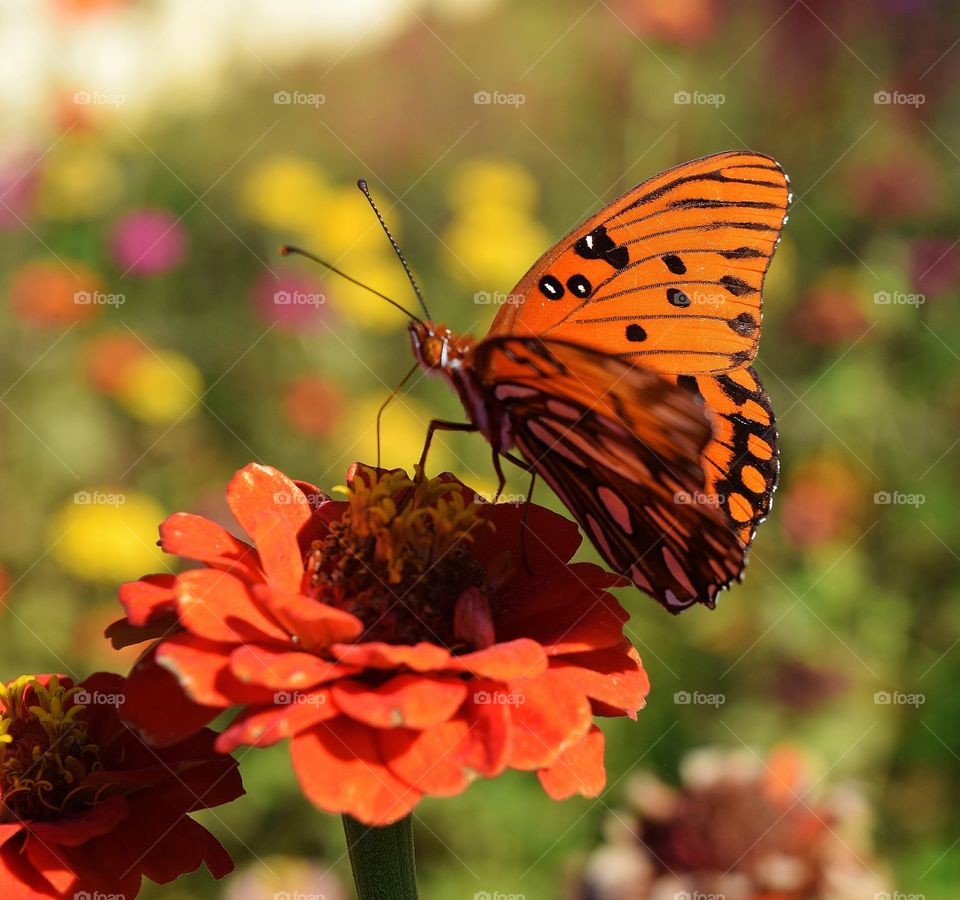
(495, 451, 537, 575)
(418, 419, 478, 477)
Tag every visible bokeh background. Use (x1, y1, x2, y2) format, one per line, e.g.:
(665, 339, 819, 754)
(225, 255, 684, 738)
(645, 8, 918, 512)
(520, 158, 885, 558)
(1, 0, 958, 897)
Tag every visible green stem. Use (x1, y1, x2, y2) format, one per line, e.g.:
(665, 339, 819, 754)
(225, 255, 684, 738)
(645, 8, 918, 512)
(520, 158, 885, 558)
(342, 814, 419, 900)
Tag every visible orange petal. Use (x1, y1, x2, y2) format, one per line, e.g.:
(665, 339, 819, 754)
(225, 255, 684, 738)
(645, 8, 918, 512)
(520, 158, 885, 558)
(291, 717, 422, 825)
(175, 569, 288, 644)
(549, 649, 650, 717)
(158, 512, 262, 582)
(330, 641, 452, 672)
(331, 674, 467, 728)
(156, 633, 277, 707)
(215, 690, 336, 751)
(537, 724, 606, 799)
(504, 670, 592, 770)
(118, 574, 176, 627)
(227, 463, 313, 544)
(448, 638, 548, 679)
(229, 644, 359, 690)
(381, 683, 510, 796)
(245, 510, 305, 594)
(255, 585, 363, 649)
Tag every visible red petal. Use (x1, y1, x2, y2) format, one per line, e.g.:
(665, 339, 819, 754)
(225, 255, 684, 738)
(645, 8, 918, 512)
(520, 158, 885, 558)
(0, 838, 53, 897)
(156, 633, 277, 707)
(472, 498, 582, 570)
(122, 648, 221, 745)
(138, 816, 234, 884)
(499, 563, 630, 654)
(215, 691, 336, 751)
(175, 568, 287, 643)
(331, 675, 467, 729)
(453, 586, 496, 650)
(381, 683, 510, 796)
(549, 648, 650, 717)
(537, 724, 606, 799)
(255, 585, 363, 649)
(449, 638, 548, 679)
(330, 641, 452, 671)
(28, 795, 129, 846)
(159, 512, 262, 582)
(118, 574, 177, 627)
(227, 463, 313, 544)
(229, 644, 359, 690)
(105, 615, 179, 649)
(291, 717, 422, 825)
(504, 670, 592, 770)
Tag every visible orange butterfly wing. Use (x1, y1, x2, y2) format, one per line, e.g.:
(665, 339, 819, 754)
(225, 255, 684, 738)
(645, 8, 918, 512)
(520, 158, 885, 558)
(673, 367, 779, 544)
(472, 336, 746, 611)
(489, 150, 790, 376)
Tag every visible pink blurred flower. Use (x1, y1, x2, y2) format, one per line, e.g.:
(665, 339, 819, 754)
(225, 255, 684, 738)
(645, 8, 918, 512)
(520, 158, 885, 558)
(0, 147, 39, 230)
(110, 208, 186, 275)
(910, 238, 960, 297)
(251, 271, 333, 332)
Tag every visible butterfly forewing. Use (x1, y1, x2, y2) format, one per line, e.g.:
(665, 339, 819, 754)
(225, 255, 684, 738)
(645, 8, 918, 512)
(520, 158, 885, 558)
(473, 337, 746, 611)
(490, 151, 790, 375)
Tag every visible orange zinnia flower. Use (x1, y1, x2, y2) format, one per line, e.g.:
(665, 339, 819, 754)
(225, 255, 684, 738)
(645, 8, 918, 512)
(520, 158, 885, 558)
(111, 463, 649, 825)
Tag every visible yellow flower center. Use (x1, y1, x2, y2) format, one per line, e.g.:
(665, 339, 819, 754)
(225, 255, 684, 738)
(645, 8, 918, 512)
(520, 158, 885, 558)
(0, 676, 110, 823)
(307, 467, 499, 649)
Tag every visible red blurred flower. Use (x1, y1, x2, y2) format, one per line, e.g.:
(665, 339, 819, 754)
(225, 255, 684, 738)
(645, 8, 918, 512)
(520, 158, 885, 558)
(283, 376, 344, 439)
(110, 463, 649, 825)
(0, 672, 242, 898)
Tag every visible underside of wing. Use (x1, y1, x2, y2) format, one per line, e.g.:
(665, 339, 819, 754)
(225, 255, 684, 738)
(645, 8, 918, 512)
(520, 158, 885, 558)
(673, 366, 780, 545)
(490, 151, 790, 375)
(473, 337, 747, 612)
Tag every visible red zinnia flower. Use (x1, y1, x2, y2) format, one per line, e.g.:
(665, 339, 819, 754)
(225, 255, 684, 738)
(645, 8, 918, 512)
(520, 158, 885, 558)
(0, 672, 242, 898)
(111, 463, 649, 825)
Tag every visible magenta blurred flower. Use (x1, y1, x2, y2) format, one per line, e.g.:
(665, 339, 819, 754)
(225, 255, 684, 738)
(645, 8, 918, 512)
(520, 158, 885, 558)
(910, 238, 960, 297)
(0, 148, 39, 230)
(110, 208, 187, 274)
(251, 271, 333, 332)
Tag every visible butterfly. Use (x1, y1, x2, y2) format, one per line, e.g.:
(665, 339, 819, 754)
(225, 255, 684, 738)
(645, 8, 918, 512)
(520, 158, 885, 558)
(287, 151, 790, 613)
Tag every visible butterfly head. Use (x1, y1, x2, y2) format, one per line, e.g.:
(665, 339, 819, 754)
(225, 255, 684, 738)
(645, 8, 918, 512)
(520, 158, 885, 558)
(408, 321, 472, 371)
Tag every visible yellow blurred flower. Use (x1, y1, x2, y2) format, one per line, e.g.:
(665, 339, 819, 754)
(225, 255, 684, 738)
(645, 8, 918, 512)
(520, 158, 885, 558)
(240, 155, 330, 231)
(35, 135, 122, 220)
(328, 253, 420, 332)
(447, 158, 540, 214)
(298, 185, 404, 258)
(49, 488, 167, 582)
(443, 158, 549, 289)
(444, 206, 549, 289)
(112, 349, 203, 424)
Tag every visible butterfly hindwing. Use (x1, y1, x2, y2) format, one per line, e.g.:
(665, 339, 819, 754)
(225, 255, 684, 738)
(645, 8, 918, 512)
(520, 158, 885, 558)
(674, 366, 779, 544)
(489, 151, 790, 375)
(472, 336, 746, 611)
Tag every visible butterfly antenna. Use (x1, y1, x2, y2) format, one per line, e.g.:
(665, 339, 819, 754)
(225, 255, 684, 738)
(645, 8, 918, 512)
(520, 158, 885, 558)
(278, 245, 424, 325)
(357, 179, 432, 320)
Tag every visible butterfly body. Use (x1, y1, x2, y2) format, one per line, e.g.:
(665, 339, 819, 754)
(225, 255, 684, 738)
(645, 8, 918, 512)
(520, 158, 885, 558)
(409, 151, 790, 613)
